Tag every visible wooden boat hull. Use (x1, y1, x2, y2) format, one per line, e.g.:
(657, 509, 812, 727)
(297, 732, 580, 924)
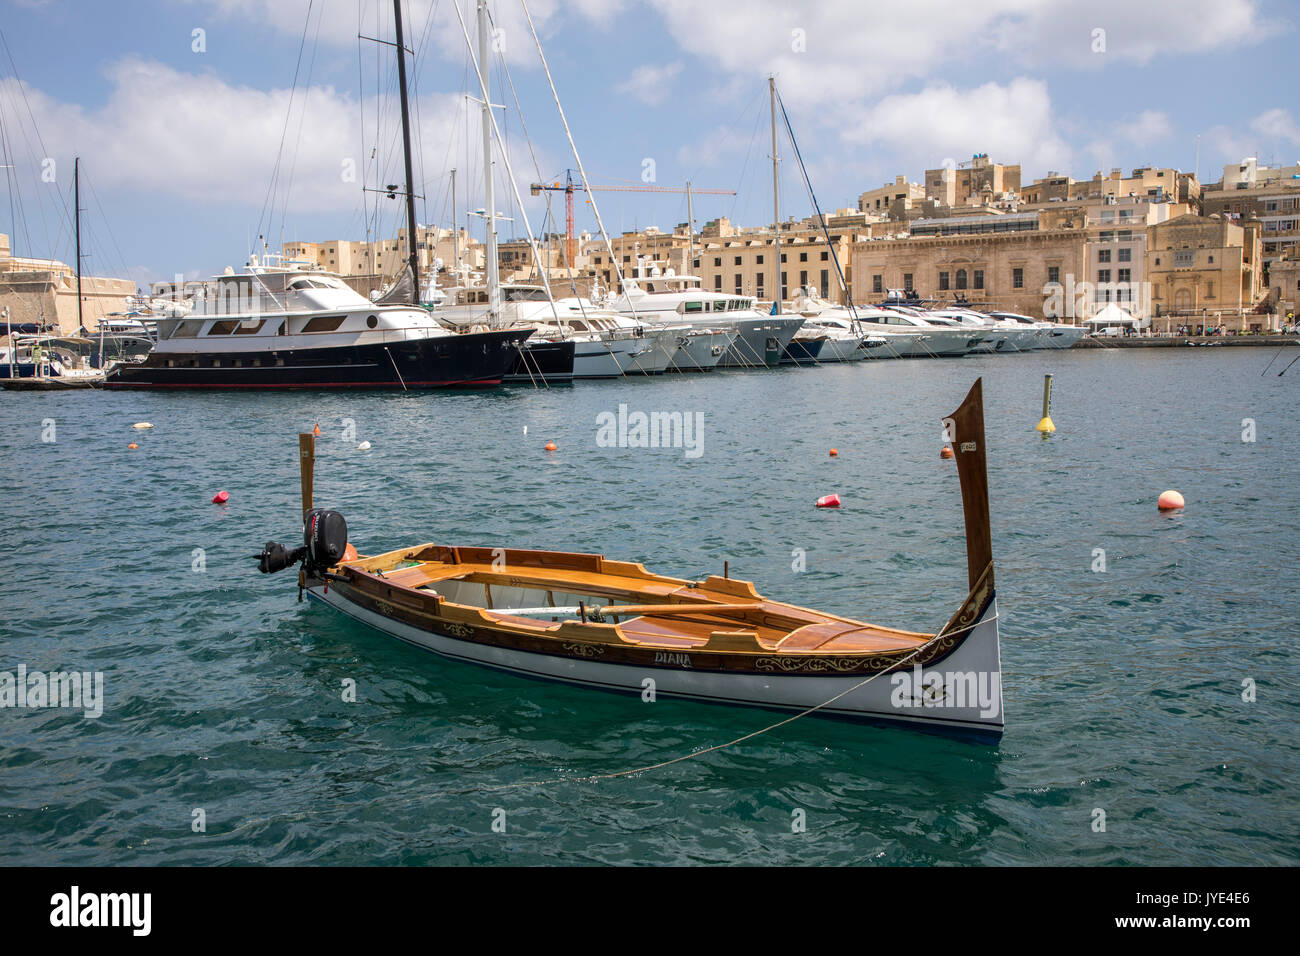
(259, 377, 1004, 740)
(308, 581, 1001, 736)
(298, 540, 1003, 738)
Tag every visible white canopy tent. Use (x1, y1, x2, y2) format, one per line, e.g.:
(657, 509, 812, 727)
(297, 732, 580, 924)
(1085, 302, 1149, 329)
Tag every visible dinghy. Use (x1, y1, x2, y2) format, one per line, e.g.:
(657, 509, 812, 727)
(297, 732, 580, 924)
(257, 379, 1003, 738)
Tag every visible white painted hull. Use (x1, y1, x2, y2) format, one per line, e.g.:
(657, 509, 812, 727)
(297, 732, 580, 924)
(1040, 326, 1087, 349)
(669, 329, 736, 371)
(622, 328, 679, 374)
(306, 586, 1004, 736)
(573, 336, 639, 379)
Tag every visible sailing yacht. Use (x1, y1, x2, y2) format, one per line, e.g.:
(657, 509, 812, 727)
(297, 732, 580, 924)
(103, 256, 531, 389)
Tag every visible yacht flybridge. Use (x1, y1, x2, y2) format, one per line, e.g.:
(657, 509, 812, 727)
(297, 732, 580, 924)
(104, 258, 531, 389)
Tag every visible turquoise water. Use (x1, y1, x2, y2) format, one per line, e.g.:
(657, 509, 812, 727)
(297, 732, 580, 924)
(1, 348, 1297, 865)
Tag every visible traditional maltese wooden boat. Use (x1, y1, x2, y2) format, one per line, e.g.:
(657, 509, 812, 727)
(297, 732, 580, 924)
(258, 380, 1002, 737)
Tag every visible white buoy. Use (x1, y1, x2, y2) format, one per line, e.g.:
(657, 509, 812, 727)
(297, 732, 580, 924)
(132, 422, 153, 430)
(523, 425, 528, 436)
(358, 441, 371, 451)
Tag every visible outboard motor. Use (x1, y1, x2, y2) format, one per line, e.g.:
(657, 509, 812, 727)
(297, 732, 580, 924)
(256, 509, 348, 575)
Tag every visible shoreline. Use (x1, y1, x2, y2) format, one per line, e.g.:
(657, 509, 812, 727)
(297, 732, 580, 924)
(1072, 334, 1299, 349)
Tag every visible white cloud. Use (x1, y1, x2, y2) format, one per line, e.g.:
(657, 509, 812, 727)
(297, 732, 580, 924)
(2, 56, 552, 221)
(647, 0, 1266, 108)
(615, 62, 683, 106)
(1129, 110, 1174, 144)
(1250, 108, 1300, 147)
(843, 79, 1072, 177)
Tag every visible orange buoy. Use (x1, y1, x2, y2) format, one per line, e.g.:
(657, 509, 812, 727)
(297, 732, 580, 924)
(342, 543, 358, 562)
(940, 446, 954, 459)
(545, 442, 557, 451)
(312, 423, 321, 437)
(815, 494, 841, 508)
(128, 442, 138, 450)
(212, 490, 230, 504)
(1157, 489, 1185, 511)
(829, 448, 838, 457)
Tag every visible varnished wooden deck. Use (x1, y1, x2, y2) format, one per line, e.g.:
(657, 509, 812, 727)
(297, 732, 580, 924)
(347, 548, 932, 656)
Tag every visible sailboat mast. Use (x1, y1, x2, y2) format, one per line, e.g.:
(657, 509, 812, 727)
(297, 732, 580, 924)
(769, 76, 781, 313)
(392, 0, 420, 303)
(686, 181, 694, 273)
(477, 0, 502, 325)
(450, 167, 460, 281)
(74, 157, 84, 332)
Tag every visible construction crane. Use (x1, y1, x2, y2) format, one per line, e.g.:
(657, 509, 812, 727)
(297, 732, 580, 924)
(529, 169, 735, 267)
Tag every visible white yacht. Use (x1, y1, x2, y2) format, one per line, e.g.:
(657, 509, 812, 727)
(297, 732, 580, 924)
(611, 270, 799, 369)
(990, 311, 1087, 349)
(785, 288, 893, 362)
(104, 256, 531, 389)
(435, 281, 656, 379)
(856, 305, 985, 357)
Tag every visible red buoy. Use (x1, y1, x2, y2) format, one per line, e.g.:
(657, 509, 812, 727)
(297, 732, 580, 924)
(815, 494, 841, 508)
(1157, 490, 1185, 511)
(545, 442, 557, 452)
(940, 446, 954, 460)
(212, 490, 229, 504)
(829, 448, 838, 457)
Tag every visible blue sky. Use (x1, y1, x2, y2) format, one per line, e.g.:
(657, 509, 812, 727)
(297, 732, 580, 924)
(1, 0, 1296, 288)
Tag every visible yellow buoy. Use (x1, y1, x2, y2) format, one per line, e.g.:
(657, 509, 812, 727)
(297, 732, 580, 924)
(1035, 374, 1056, 434)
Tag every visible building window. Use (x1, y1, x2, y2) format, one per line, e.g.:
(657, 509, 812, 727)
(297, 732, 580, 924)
(756, 254, 764, 265)
(821, 251, 828, 261)
(873, 274, 883, 293)
(1012, 268, 1023, 289)
(799, 252, 808, 262)
(1048, 266, 1060, 285)
(1098, 249, 1111, 263)
(780, 253, 787, 263)
(939, 271, 950, 291)
(1173, 251, 1193, 267)
(1208, 255, 1214, 264)
(734, 274, 742, 294)
(713, 257, 721, 267)
(1206, 281, 1215, 298)
(903, 273, 913, 291)
(798, 270, 807, 288)
(734, 256, 742, 265)
(956, 268, 968, 290)
(1098, 269, 1111, 283)
(1118, 248, 1131, 262)
(820, 269, 829, 297)
(781, 271, 787, 297)
(714, 276, 722, 291)
(974, 269, 985, 290)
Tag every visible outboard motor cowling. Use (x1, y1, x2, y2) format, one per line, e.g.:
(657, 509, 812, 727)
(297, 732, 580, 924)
(303, 508, 348, 571)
